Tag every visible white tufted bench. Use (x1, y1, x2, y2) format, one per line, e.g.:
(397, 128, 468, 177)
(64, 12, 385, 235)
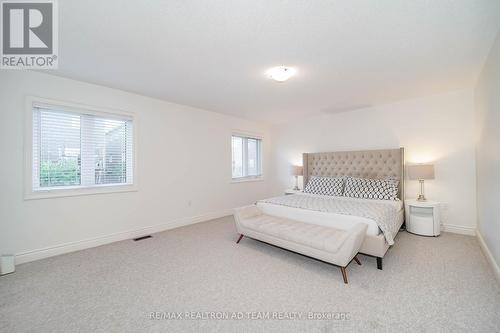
(233, 205, 368, 284)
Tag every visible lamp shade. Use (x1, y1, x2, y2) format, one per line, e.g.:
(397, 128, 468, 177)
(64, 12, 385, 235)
(408, 164, 435, 180)
(291, 165, 303, 176)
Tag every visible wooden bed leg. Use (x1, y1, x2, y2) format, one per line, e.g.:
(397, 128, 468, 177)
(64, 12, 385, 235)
(340, 267, 348, 284)
(376, 257, 383, 270)
(354, 255, 361, 265)
(236, 234, 244, 244)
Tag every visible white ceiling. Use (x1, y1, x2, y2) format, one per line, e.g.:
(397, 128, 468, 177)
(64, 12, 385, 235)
(53, 0, 500, 123)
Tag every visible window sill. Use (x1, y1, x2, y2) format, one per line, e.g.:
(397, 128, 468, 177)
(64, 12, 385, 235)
(231, 177, 264, 184)
(24, 184, 138, 200)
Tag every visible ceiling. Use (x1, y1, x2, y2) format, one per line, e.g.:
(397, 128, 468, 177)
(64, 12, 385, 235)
(53, 0, 500, 123)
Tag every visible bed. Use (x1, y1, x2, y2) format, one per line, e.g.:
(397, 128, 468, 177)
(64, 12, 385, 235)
(257, 148, 405, 269)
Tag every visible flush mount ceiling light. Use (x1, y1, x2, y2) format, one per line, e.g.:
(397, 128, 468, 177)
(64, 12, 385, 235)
(266, 66, 296, 82)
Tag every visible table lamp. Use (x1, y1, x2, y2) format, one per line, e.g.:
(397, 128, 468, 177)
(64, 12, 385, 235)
(408, 164, 435, 201)
(291, 165, 303, 191)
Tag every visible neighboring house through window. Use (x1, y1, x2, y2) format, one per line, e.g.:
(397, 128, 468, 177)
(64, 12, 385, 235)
(25, 97, 136, 199)
(231, 134, 262, 180)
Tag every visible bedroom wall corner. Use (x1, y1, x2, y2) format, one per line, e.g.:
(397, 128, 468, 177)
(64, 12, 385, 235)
(474, 29, 500, 278)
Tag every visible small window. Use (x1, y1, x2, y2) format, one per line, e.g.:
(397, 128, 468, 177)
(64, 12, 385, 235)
(231, 134, 262, 180)
(26, 98, 136, 199)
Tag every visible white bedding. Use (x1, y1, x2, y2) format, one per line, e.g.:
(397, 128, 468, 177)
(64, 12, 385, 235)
(257, 193, 403, 241)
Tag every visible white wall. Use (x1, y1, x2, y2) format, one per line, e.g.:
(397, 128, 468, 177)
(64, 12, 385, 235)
(0, 71, 273, 262)
(474, 31, 500, 272)
(270, 90, 477, 233)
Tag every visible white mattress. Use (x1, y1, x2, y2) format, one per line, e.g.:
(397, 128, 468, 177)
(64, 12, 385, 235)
(257, 194, 403, 237)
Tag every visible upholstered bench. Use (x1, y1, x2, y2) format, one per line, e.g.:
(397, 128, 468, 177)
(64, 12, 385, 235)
(233, 205, 368, 284)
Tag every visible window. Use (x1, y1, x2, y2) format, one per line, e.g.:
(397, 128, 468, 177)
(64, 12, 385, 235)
(231, 134, 262, 180)
(26, 98, 136, 198)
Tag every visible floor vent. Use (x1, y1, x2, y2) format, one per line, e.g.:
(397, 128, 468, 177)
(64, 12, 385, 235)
(133, 235, 152, 241)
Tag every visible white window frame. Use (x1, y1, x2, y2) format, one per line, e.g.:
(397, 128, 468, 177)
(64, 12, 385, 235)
(24, 96, 139, 200)
(231, 131, 263, 183)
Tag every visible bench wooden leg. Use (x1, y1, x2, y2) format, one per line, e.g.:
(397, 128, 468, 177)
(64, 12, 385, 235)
(377, 257, 383, 270)
(236, 234, 244, 244)
(340, 267, 348, 284)
(354, 255, 361, 265)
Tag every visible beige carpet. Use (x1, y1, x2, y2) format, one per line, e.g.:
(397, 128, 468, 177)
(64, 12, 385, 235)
(1, 216, 499, 332)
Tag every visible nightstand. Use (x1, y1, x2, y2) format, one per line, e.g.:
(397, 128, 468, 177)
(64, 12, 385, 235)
(405, 200, 441, 236)
(284, 189, 302, 195)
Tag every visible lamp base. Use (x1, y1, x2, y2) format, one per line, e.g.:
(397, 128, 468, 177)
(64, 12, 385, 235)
(417, 179, 427, 201)
(417, 194, 427, 202)
(293, 175, 300, 191)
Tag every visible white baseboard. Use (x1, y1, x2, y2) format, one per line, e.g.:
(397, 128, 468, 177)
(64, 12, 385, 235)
(476, 230, 500, 284)
(440, 223, 476, 236)
(15, 209, 233, 265)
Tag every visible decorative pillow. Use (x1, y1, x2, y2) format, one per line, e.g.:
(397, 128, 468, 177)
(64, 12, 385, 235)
(303, 176, 344, 196)
(343, 177, 399, 200)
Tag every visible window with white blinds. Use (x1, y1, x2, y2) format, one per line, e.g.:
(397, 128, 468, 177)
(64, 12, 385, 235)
(28, 101, 135, 196)
(231, 134, 262, 180)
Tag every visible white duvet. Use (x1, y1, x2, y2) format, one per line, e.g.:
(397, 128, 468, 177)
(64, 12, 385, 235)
(257, 193, 403, 245)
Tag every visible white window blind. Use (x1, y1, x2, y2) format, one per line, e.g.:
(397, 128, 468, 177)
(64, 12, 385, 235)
(232, 135, 262, 179)
(32, 104, 134, 192)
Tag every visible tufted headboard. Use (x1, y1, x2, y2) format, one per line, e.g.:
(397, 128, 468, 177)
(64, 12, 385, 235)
(303, 148, 405, 200)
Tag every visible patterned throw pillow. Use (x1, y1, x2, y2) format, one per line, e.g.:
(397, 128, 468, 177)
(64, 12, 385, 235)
(343, 177, 399, 200)
(303, 176, 344, 196)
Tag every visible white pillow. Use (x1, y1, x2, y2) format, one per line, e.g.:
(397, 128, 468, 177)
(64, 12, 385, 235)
(303, 176, 344, 196)
(343, 177, 399, 200)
